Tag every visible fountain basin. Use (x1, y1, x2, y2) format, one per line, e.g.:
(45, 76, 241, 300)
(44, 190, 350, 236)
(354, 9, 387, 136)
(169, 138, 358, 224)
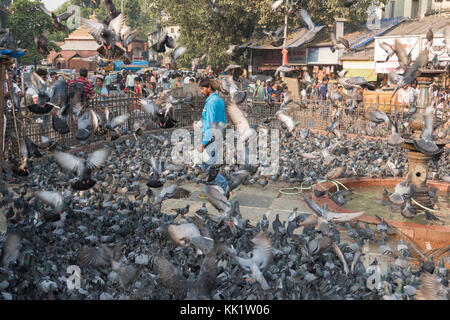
(312, 177, 450, 264)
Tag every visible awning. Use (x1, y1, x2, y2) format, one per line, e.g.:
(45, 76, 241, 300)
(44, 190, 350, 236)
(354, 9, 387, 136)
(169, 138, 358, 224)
(113, 60, 149, 71)
(345, 68, 377, 82)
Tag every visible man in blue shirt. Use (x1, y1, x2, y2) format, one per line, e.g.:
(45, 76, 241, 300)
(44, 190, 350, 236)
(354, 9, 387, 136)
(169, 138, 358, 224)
(197, 78, 230, 198)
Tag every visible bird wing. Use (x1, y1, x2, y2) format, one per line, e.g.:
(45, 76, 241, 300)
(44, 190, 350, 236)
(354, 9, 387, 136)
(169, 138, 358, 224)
(415, 272, 447, 300)
(53, 151, 84, 175)
(20, 139, 28, 159)
(36, 191, 64, 211)
(227, 101, 251, 135)
(140, 99, 160, 119)
(86, 148, 110, 169)
(303, 71, 311, 82)
(77, 247, 110, 267)
(30, 72, 46, 93)
(299, 9, 315, 30)
(272, 0, 284, 11)
(108, 13, 126, 36)
(330, 31, 338, 46)
(325, 211, 365, 223)
(81, 18, 105, 43)
(194, 255, 217, 296)
(251, 233, 273, 269)
(394, 40, 409, 66)
(168, 223, 201, 244)
(412, 48, 429, 69)
(109, 113, 130, 128)
(154, 255, 187, 298)
(58, 10, 75, 21)
(172, 46, 187, 62)
(388, 71, 403, 85)
(1, 231, 22, 266)
(274, 24, 285, 39)
(422, 105, 434, 140)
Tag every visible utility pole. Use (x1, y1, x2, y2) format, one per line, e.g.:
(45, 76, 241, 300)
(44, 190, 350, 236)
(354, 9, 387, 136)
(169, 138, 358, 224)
(281, 8, 289, 81)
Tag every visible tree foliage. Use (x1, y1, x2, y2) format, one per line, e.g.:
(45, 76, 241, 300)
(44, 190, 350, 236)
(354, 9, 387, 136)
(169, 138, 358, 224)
(149, 0, 388, 71)
(8, 0, 56, 64)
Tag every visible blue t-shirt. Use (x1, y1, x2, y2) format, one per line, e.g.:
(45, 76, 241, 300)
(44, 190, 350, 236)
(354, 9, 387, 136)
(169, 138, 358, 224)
(202, 92, 227, 145)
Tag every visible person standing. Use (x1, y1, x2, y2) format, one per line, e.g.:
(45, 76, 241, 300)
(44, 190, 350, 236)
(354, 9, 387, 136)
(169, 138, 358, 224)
(68, 68, 94, 100)
(197, 78, 231, 198)
(105, 72, 112, 92)
(94, 76, 110, 100)
(125, 70, 135, 92)
(318, 77, 329, 101)
(253, 80, 266, 100)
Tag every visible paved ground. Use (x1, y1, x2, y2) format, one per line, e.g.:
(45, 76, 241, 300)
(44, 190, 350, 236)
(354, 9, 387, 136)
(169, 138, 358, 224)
(158, 181, 316, 227)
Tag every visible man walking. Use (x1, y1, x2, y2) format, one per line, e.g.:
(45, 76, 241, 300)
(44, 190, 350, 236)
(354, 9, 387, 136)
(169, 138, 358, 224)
(197, 78, 231, 198)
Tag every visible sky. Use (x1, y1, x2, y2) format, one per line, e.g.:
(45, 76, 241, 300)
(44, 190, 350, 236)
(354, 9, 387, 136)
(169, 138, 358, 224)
(42, 0, 67, 11)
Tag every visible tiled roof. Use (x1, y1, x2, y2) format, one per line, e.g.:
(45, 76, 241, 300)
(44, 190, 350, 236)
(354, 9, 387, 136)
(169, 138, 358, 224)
(65, 26, 96, 41)
(380, 14, 450, 37)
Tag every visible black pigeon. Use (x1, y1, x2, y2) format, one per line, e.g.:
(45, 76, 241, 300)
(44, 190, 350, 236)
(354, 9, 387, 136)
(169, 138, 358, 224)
(272, 214, 282, 235)
(53, 148, 110, 191)
(25, 72, 57, 115)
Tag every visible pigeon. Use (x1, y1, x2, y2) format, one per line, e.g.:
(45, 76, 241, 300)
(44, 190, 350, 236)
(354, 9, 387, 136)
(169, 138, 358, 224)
(207, 0, 220, 14)
(413, 105, 439, 155)
(426, 28, 433, 46)
(302, 195, 364, 223)
(392, 48, 429, 97)
(227, 101, 256, 142)
(38, 3, 75, 31)
(414, 272, 449, 300)
(192, 54, 208, 72)
(388, 180, 414, 205)
(378, 41, 395, 62)
(155, 254, 217, 299)
(34, 33, 50, 56)
(1, 231, 22, 267)
(275, 65, 294, 77)
(295, 9, 325, 45)
(25, 72, 58, 115)
(393, 40, 409, 71)
(229, 234, 273, 290)
(53, 148, 110, 191)
(271, 0, 285, 12)
(330, 31, 351, 53)
(152, 29, 176, 53)
(263, 24, 285, 47)
(155, 184, 191, 204)
(104, 108, 130, 134)
(171, 46, 187, 68)
(276, 109, 297, 134)
(82, 14, 126, 60)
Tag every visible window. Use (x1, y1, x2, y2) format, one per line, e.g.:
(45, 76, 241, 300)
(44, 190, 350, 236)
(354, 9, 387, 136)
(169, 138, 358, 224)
(412, 0, 419, 18)
(390, 1, 395, 18)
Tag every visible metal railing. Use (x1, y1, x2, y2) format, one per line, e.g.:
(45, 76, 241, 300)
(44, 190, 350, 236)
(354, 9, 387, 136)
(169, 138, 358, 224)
(4, 92, 447, 160)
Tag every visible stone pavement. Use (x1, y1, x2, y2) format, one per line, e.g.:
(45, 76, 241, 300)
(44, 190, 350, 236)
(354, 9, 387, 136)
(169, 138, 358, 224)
(158, 181, 316, 227)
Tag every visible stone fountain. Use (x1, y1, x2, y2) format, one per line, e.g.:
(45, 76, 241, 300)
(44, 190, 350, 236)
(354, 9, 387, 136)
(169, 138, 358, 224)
(400, 75, 447, 212)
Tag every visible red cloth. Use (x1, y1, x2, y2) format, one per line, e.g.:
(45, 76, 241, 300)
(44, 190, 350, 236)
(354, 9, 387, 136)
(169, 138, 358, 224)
(69, 77, 94, 98)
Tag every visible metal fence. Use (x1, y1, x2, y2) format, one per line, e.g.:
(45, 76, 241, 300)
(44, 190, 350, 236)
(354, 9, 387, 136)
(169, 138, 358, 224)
(3, 91, 447, 160)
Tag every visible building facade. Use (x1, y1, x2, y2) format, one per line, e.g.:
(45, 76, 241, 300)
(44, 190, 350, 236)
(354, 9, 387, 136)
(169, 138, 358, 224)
(383, 0, 449, 19)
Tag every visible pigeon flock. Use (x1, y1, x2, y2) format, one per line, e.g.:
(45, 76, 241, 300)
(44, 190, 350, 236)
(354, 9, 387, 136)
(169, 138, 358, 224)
(0, 0, 449, 301)
(0, 125, 448, 300)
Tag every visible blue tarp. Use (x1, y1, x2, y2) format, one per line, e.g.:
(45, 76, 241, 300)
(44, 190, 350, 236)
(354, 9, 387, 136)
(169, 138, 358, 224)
(113, 60, 149, 71)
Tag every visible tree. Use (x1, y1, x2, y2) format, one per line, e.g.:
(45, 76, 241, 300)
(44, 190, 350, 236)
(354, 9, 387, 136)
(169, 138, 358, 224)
(149, 0, 388, 71)
(8, 0, 56, 65)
